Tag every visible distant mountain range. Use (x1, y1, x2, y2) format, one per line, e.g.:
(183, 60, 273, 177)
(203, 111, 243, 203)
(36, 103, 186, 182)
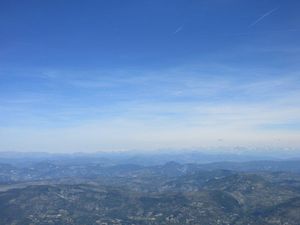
(0, 149, 299, 166)
(0, 151, 300, 224)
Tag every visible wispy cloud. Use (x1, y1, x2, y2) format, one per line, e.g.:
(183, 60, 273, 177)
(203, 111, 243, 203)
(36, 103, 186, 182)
(249, 7, 279, 27)
(1, 61, 300, 151)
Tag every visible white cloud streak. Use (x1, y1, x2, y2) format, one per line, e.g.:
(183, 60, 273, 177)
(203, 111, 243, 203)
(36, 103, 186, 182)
(249, 7, 279, 27)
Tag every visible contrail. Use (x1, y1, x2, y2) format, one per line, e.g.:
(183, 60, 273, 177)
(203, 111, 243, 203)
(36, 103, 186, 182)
(249, 7, 279, 27)
(173, 25, 184, 34)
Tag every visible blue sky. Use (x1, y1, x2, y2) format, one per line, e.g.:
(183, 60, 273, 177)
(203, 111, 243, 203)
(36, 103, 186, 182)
(0, 0, 300, 152)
